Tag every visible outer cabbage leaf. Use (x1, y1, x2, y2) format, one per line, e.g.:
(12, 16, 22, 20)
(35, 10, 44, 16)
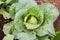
(6, 0, 12, 4)
(15, 32, 36, 40)
(12, 28, 19, 36)
(6, 0, 18, 4)
(3, 21, 14, 35)
(15, 0, 37, 12)
(0, 1, 4, 4)
(39, 36, 50, 40)
(0, 9, 10, 19)
(0, 0, 6, 2)
(39, 3, 59, 23)
(9, 3, 15, 19)
(35, 22, 55, 36)
(3, 34, 14, 40)
(51, 32, 60, 40)
(14, 9, 27, 32)
(35, 3, 59, 37)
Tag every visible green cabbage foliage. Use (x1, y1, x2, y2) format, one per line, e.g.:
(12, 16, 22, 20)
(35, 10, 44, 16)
(15, 32, 36, 40)
(0, 0, 11, 19)
(3, 34, 14, 40)
(39, 3, 59, 23)
(15, 0, 37, 12)
(0, 1, 4, 4)
(2, 0, 59, 40)
(0, 9, 10, 19)
(3, 21, 14, 35)
(51, 32, 60, 40)
(9, 3, 15, 19)
(39, 36, 50, 40)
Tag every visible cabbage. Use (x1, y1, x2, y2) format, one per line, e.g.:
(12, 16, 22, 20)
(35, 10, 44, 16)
(2, 0, 59, 40)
